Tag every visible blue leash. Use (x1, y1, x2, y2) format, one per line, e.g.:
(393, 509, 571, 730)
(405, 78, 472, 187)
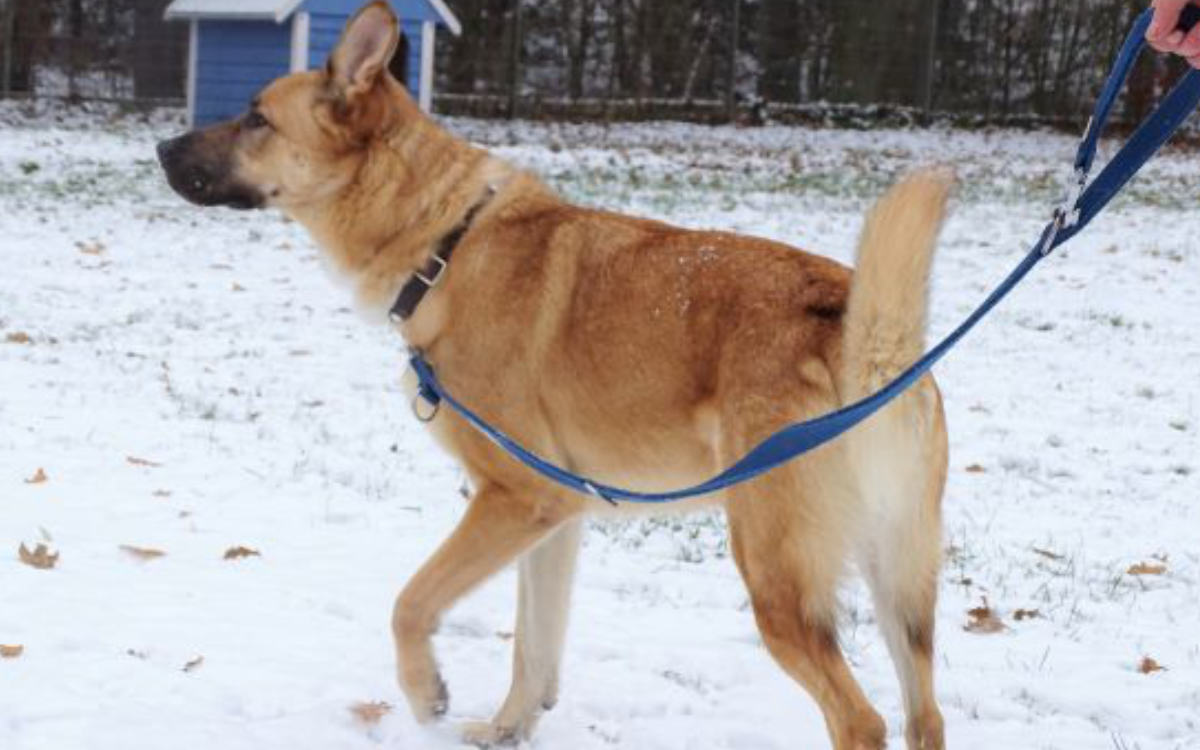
(409, 8, 1200, 505)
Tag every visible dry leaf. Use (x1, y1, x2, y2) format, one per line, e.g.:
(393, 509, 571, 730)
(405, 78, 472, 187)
(76, 241, 106, 255)
(1138, 656, 1166, 674)
(964, 463, 986, 474)
(126, 648, 147, 660)
(126, 456, 161, 468)
(0, 644, 24, 658)
(349, 701, 392, 725)
(24, 468, 48, 484)
(964, 598, 1006, 634)
(18, 542, 58, 570)
(120, 545, 166, 561)
(182, 655, 204, 672)
(223, 546, 260, 560)
(5, 331, 32, 344)
(1032, 547, 1064, 561)
(1127, 562, 1167, 576)
(1013, 608, 1040, 622)
(231, 282, 246, 292)
(152, 489, 172, 498)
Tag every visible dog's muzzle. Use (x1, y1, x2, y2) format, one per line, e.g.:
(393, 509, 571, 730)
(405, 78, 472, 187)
(156, 134, 264, 211)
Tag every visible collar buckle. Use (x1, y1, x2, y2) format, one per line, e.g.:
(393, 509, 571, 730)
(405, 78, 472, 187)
(414, 254, 448, 288)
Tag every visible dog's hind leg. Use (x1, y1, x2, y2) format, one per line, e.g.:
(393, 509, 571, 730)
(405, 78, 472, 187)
(854, 388, 948, 750)
(725, 460, 887, 750)
(391, 483, 576, 727)
(461, 516, 583, 746)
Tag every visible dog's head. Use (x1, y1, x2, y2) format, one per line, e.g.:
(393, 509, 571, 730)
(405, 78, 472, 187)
(157, 1, 409, 212)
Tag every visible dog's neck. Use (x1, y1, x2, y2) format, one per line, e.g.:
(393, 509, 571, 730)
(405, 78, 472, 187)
(288, 101, 515, 320)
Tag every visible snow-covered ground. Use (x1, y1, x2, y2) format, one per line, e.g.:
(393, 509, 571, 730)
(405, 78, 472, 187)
(2, 105, 1198, 750)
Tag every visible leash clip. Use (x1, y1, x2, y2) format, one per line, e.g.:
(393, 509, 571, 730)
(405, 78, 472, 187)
(583, 481, 619, 507)
(1042, 166, 1086, 256)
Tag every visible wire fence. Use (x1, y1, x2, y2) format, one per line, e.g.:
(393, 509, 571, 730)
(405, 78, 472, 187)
(0, 0, 1192, 129)
(0, 1, 186, 106)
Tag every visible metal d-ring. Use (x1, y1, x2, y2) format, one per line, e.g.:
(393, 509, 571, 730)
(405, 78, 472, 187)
(411, 392, 440, 423)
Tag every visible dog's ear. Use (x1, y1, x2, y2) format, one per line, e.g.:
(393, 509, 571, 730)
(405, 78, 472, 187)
(328, 2, 400, 102)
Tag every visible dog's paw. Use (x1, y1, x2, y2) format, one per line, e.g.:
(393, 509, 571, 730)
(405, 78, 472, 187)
(402, 670, 449, 724)
(460, 720, 523, 748)
(905, 709, 945, 750)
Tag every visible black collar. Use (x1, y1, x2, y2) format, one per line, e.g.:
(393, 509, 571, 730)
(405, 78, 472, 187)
(388, 186, 497, 323)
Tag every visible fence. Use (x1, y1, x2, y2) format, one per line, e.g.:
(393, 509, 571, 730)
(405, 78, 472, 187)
(0, 0, 1192, 129)
(0, 0, 186, 105)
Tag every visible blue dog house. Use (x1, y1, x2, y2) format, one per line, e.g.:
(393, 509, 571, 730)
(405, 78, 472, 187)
(165, 0, 461, 126)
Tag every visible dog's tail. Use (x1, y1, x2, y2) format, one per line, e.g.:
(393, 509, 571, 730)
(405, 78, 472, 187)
(839, 168, 954, 401)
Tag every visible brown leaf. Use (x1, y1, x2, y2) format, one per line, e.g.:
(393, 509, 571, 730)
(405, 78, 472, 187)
(1013, 608, 1040, 622)
(182, 655, 204, 672)
(349, 701, 392, 725)
(24, 468, 48, 485)
(231, 282, 246, 292)
(0, 644, 24, 658)
(1138, 656, 1167, 674)
(126, 456, 161, 468)
(964, 598, 1006, 634)
(5, 331, 32, 344)
(18, 542, 58, 570)
(223, 546, 260, 560)
(1032, 547, 1064, 561)
(76, 240, 106, 255)
(119, 545, 166, 561)
(1127, 562, 1167, 576)
(964, 463, 986, 474)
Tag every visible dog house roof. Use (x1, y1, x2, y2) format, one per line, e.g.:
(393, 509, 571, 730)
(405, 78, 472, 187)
(164, 0, 461, 34)
(164, 0, 306, 23)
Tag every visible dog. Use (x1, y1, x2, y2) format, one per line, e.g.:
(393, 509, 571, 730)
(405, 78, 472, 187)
(157, 3, 952, 748)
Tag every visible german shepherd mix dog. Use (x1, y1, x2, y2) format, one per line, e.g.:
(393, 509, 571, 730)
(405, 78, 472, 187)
(157, 3, 952, 748)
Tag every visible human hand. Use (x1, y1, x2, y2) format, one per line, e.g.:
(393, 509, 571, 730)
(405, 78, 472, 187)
(1147, 0, 1200, 68)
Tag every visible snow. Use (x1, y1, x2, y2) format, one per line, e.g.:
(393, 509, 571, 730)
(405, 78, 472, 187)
(2, 106, 1198, 750)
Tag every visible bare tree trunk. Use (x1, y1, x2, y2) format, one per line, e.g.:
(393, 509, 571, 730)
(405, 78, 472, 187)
(566, 0, 596, 99)
(757, 0, 800, 102)
(507, 0, 523, 117)
(1, 0, 15, 97)
(725, 0, 739, 119)
(134, 0, 187, 100)
(608, 0, 624, 97)
(682, 12, 716, 101)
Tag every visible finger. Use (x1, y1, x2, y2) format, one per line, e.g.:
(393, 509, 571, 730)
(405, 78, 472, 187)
(1188, 50, 1200, 68)
(1148, 0, 1189, 41)
(1160, 29, 1187, 52)
(1179, 22, 1200, 56)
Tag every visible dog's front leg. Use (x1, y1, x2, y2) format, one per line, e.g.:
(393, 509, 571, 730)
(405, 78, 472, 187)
(461, 517, 583, 746)
(391, 483, 576, 726)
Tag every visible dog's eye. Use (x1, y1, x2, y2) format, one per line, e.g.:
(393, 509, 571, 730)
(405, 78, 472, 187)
(245, 111, 271, 130)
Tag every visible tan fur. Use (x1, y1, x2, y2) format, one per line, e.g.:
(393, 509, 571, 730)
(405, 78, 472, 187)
(158, 4, 956, 747)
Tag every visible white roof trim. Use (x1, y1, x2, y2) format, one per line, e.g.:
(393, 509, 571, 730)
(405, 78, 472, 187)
(426, 0, 462, 36)
(166, 0, 461, 35)
(164, 0, 304, 24)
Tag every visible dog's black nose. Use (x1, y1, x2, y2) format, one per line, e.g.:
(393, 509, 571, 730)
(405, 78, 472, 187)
(156, 137, 180, 166)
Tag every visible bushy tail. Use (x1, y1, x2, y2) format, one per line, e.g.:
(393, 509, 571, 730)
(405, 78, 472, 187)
(840, 168, 955, 401)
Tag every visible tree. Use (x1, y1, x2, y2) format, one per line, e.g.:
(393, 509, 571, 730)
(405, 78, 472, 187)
(133, 0, 187, 100)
